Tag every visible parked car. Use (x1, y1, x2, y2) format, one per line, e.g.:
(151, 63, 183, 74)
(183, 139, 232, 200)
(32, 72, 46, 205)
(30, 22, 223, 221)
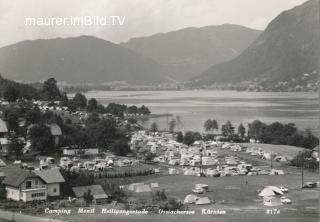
(192, 188, 204, 194)
(303, 182, 317, 188)
(279, 186, 289, 193)
(280, 196, 292, 204)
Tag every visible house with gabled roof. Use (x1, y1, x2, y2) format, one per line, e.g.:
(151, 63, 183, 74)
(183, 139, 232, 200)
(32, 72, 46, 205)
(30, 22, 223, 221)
(34, 168, 65, 197)
(2, 168, 47, 202)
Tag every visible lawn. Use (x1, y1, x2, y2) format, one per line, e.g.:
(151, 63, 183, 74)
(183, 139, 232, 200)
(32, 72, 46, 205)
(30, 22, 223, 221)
(242, 143, 306, 159)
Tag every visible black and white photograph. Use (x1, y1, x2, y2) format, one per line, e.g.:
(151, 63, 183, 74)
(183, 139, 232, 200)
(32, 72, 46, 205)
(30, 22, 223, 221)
(0, 0, 319, 221)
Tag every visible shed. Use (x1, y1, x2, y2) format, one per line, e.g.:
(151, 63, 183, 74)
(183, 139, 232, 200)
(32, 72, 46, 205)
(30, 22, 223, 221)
(72, 185, 108, 204)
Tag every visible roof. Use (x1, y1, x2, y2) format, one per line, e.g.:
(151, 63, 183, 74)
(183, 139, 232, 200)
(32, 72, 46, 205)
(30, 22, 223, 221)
(0, 138, 9, 145)
(0, 119, 8, 133)
(2, 168, 41, 187)
(46, 123, 62, 136)
(34, 169, 65, 184)
(72, 185, 108, 199)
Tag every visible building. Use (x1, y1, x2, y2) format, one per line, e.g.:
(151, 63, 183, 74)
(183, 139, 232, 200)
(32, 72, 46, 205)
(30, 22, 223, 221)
(46, 123, 62, 146)
(72, 185, 108, 204)
(0, 119, 8, 138)
(3, 169, 47, 202)
(34, 168, 65, 197)
(62, 147, 99, 156)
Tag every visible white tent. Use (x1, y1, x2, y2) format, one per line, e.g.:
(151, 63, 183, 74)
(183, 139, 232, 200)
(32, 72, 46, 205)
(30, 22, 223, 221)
(259, 186, 284, 197)
(184, 169, 197, 176)
(168, 168, 180, 175)
(183, 194, 198, 204)
(151, 183, 159, 188)
(196, 197, 210, 205)
(128, 183, 144, 191)
(135, 184, 151, 193)
(195, 184, 209, 191)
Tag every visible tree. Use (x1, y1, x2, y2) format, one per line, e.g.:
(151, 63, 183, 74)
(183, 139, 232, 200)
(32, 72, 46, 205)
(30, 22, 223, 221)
(86, 113, 100, 125)
(248, 120, 267, 140)
(169, 119, 176, 132)
(127, 106, 138, 115)
(83, 189, 94, 206)
(183, 131, 195, 146)
(105, 103, 127, 117)
(175, 115, 183, 130)
(212, 120, 219, 132)
(176, 132, 183, 143)
(41, 78, 61, 101)
(193, 132, 202, 141)
(3, 86, 20, 102)
(150, 122, 158, 132)
(138, 105, 151, 115)
(204, 119, 213, 132)
(110, 138, 131, 156)
(26, 106, 42, 125)
(87, 98, 98, 112)
(4, 109, 19, 133)
(139, 149, 156, 163)
(8, 132, 23, 160)
(29, 124, 55, 154)
(72, 93, 87, 109)
(221, 121, 235, 138)
(238, 124, 246, 138)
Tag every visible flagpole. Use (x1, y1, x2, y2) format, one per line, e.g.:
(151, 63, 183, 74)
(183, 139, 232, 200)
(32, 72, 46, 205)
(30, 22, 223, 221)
(318, 1, 320, 221)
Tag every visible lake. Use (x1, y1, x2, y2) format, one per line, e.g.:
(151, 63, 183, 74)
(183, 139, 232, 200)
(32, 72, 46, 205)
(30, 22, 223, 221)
(83, 90, 319, 133)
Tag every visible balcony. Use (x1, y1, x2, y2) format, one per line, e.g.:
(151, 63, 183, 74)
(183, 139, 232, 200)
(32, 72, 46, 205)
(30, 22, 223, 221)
(22, 185, 47, 191)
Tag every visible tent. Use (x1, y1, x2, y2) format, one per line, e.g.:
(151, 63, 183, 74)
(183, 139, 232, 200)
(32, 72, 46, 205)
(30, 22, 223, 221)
(128, 183, 144, 191)
(151, 183, 159, 188)
(195, 184, 209, 191)
(184, 169, 197, 176)
(135, 184, 151, 193)
(196, 197, 210, 205)
(168, 168, 180, 175)
(263, 196, 283, 206)
(183, 194, 198, 204)
(259, 186, 284, 197)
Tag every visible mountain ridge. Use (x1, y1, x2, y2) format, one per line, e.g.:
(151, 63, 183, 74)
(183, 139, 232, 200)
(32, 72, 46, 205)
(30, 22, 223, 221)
(121, 24, 262, 81)
(191, 0, 319, 89)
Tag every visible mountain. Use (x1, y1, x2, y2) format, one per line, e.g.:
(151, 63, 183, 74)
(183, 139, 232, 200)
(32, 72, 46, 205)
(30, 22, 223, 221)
(0, 36, 170, 85)
(192, 0, 320, 89)
(121, 24, 261, 81)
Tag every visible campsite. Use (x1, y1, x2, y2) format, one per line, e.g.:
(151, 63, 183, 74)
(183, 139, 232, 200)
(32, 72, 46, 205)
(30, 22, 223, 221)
(37, 139, 319, 222)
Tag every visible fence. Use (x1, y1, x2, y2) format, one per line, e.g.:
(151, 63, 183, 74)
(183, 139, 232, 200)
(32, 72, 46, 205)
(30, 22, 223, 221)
(0, 209, 65, 222)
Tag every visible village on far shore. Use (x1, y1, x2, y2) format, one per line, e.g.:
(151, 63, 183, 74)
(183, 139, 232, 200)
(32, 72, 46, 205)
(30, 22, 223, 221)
(0, 77, 319, 222)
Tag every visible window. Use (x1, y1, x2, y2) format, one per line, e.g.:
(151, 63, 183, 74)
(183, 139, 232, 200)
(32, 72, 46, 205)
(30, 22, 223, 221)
(35, 180, 38, 185)
(31, 192, 45, 198)
(53, 188, 57, 193)
(26, 181, 32, 189)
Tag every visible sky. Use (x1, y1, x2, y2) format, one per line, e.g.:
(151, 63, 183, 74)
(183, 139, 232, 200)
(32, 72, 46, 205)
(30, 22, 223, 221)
(0, 0, 308, 47)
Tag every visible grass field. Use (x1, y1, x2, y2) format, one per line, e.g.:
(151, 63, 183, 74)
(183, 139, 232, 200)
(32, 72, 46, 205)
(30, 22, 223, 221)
(242, 143, 306, 159)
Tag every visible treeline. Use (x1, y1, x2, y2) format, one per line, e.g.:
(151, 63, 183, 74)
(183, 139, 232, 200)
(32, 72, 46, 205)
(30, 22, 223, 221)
(69, 93, 151, 117)
(0, 77, 139, 157)
(1, 76, 151, 119)
(173, 119, 318, 150)
(0, 74, 39, 101)
(247, 120, 318, 149)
